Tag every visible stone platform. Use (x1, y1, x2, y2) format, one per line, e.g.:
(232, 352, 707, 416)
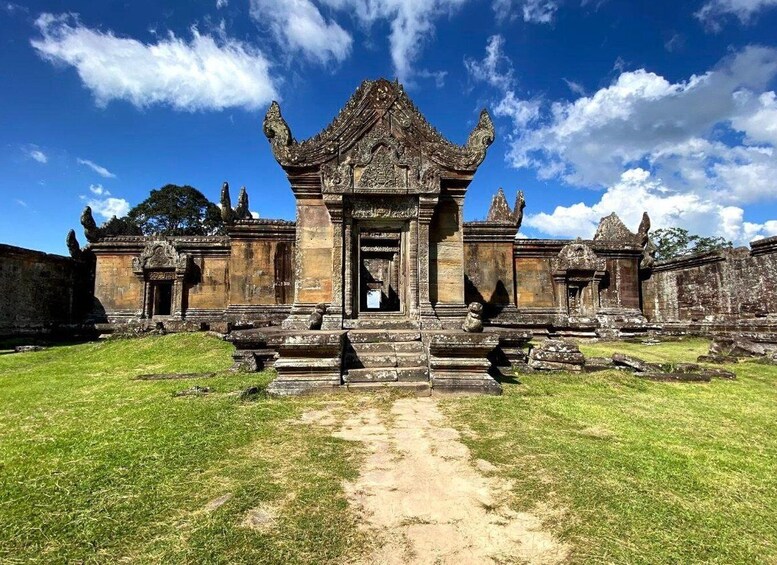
(247, 326, 505, 396)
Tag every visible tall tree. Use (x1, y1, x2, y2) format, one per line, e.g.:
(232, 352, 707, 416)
(127, 184, 224, 236)
(652, 227, 732, 261)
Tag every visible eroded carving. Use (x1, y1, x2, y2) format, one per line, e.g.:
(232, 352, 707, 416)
(80, 206, 100, 243)
(553, 241, 606, 272)
(132, 241, 189, 276)
(462, 302, 484, 333)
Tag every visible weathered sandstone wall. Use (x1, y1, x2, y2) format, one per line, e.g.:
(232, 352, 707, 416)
(0, 244, 89, 336)
(642, 236, 777, 329)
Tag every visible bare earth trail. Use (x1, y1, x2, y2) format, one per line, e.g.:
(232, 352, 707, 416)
(308, 398, 570, 564)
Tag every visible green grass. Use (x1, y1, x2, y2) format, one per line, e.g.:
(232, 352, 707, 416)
(3, 335, 776, 563)
(0, 334, 368, 564)
(442, 338, 777, 564)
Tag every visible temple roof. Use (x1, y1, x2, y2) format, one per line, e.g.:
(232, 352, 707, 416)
(262, 78, 495, 172)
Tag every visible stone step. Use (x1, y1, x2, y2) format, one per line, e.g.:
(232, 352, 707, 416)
(345, 366, 428, 383)
(396, 367, 428, 382)
(347, 342, 395, 355)
(345, 381, 431, 396)
(345, 353, 398, 369)
(347, 329, 421, 343)
(344, 351, 427, 369)
(344, 368, 398, 383)
(396, 353, 427, 367)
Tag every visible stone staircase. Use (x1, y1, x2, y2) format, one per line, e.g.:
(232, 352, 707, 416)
(343, 330, 430, 394)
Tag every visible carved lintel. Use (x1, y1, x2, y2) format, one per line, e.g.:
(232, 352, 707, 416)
(553, 241, 606, 273)
(348, 196, 418, 220)
(132, 241, 190, 277)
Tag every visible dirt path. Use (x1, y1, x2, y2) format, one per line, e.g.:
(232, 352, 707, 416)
(326, 398, 569, 564)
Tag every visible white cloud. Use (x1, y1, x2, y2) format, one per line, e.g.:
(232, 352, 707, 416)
(494, 91, 541, 129)
(32, 13, 278, 112)
(25, 146, 48, 163)
(496, 46, 777, 244)
(89, 184, 109, 196)
(249, 0, 352, 65)
(15, 199, 28, 207)
(506, 47, 777, 202)
(696, 0, 777, 28)
(524, 168, 776, 245)
(216, 0, 228, 8)
(317, 0, 468, 83)
(464, 35, 514, 90)
(86, 196, 130, 220)
(465, 35, 540, 129)
(492, 0, 559, 23)
(562, 78, 586, 96)
(78, 158, 116, 179)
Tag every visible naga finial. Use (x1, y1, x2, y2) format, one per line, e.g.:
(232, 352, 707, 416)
(220, 181, 236, 225)
(263, 101, 293, 152)
(514, 190, 526, 230)
(464, 109, 495, 166)
(637, 212, 651, 247)
(80, 206, 100, 243)
(235, 186, 251, 220)
(66, 229, 82, 259)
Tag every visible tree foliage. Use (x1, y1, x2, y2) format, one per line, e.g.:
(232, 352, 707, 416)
(652, 227, 732, 261)
(126, 184, 224, 236)
(99, 215, 143, 237)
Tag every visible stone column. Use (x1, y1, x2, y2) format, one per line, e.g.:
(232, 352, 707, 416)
(418, 196, 439, 328)
(343, 216, 354, 319)
(323, 198, 344, 329)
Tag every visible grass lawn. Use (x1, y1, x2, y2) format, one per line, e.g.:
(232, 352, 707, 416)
(1, 334, 776, 563)
(443, 338, 777, 564)
(0, 334, 370, 564)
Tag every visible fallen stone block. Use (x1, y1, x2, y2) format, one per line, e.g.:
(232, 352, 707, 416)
(638, 372, 711, 382)
(136, 372, 215, 381)
(13, 345, 45, 353)
(173, 386, 212, 397)
(584, 357, 615, 372)
(697, 354, 739, 364)
(612, 353, 660, 373)
(529, 340, 585, 372)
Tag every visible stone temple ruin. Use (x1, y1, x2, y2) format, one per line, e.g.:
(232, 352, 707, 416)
(4, 78, 777, 393)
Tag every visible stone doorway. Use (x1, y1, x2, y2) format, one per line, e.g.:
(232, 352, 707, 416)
(151, 280, 173, 317)
(354, 223, 408, 320)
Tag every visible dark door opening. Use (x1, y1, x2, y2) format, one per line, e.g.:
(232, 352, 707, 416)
(152, 281, 173, 316)
(358, 228, 402, 313)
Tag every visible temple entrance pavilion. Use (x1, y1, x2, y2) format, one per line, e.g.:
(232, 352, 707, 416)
(261, 78, 503, 395)
(263, 78, 496, 332)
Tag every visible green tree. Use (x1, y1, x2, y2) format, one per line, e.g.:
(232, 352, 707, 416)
(100, 215, 143, 237)
(127, 184, 224, 236)
(652, 227, 732, 261)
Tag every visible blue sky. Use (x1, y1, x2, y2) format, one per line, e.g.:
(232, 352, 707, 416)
(3, 0, 777, 254)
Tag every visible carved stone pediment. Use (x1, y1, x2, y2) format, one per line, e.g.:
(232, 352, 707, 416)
(265, 78, 494, 174)
(132, 241, 189, 277)
(553, 241, 606, 273)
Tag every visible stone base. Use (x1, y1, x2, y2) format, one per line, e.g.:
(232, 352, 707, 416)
(427, 331, 502, 395)
(267, 330, 345, 396)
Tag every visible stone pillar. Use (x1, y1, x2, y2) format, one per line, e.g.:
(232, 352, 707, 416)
(344, 217, 354, 319)
(418, 196, 439, 328)
(323, 196, 344, 330)
(553, 273, 567, 315)
(432, 195, 467, 328)
(283, 197, 335, 329)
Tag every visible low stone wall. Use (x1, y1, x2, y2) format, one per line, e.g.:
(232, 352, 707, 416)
(641, 236, 777, 334)
(0, 244, 90, 337)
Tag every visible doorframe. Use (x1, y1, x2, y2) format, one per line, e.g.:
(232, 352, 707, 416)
(352, 219, 410, 321)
